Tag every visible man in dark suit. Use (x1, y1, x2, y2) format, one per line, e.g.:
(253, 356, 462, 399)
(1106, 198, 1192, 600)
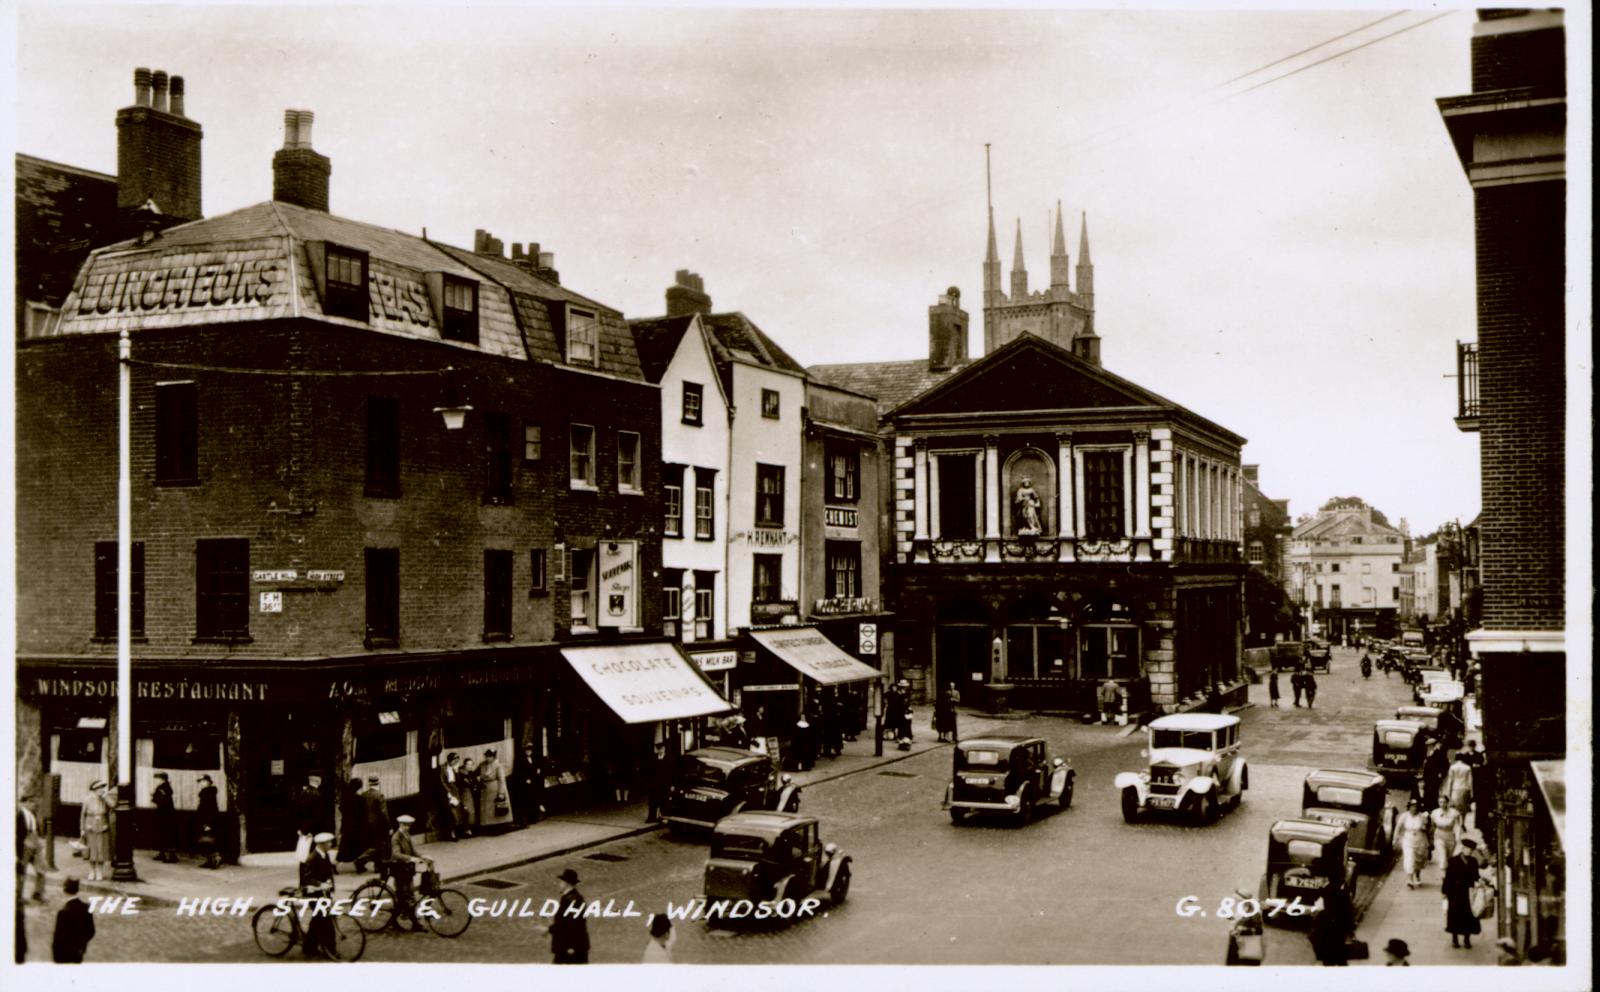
(438, 753, 463, 840)
(547, 868, 590, 963)
(51, 878, 96, 963)
(151, 771, 179, 863)
(359, 776, 391, 870)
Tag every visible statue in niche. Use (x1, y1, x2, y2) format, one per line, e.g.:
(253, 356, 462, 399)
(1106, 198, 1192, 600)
(1014, 477, 1043, 535)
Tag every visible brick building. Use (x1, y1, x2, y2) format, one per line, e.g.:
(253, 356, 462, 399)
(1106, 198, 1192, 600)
(1437, 8, 1566, 961)
(813, 282, 1249, 714)
(14, 73, 728, 856)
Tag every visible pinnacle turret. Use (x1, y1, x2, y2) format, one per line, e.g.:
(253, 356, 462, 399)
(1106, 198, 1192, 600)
(1050, 200, 1070, 289)
(1010, 219, 1028, 299)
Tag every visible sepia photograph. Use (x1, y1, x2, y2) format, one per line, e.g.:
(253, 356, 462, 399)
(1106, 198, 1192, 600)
(4, 1, 1589, 985)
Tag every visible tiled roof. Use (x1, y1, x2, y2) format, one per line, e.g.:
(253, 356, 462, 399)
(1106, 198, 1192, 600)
(807, 358, 974, 417)
(628, 315, 696, 384)
(702, 312, 808, 375)
(433, 244, 643, 380)
(14, 153, 120, 309)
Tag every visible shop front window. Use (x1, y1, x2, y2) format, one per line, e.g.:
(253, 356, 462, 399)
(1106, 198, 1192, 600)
(1004, 624, 1068, 681)
(1079, 625, 1140, 680)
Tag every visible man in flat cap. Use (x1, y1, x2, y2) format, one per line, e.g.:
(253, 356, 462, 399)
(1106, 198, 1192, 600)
(388, 814, 428, 931)
(300, 832, 337, 958)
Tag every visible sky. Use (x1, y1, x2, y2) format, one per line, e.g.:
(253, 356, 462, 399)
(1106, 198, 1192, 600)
(7, 3, 1562, 536)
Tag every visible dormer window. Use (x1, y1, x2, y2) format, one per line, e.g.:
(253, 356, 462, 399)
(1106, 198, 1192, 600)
(325, 245, 369, 322)
(568, 307, 598, 366)
(442, 277, 479, 344)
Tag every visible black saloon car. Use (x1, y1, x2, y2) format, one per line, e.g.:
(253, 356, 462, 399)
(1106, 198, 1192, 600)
(664, 747, 800, 834)
(701, 811, 850, 928)
(943, 736, 1074, 825)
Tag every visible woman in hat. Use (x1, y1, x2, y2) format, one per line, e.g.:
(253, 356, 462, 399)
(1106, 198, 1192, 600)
(1395, 797, 1432, 888)
(1383, 938, 1411, 966)
(1442, 838, 1483, 948)
(475, 748, 512, 832)
(81, 781, 112, 881)
(1430, 799, 1464, 868)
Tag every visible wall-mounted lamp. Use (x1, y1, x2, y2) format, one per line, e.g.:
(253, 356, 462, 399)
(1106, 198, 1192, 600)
(433, 403, 474, 430)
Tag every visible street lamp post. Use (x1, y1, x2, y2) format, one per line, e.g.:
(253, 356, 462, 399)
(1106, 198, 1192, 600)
(112, 329, 138, 881)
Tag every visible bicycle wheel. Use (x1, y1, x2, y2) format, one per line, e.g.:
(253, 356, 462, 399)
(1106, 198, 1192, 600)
(323, 914, 367, 962)
(251, 905, 296, 958)
(422, 888, 473, 939)
(350, 879, 398, 933)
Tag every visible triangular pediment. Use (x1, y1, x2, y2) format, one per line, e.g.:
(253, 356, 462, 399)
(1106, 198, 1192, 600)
(890, 333, 1168, 418)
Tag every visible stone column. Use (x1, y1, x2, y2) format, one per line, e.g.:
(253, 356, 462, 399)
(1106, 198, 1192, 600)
(1057, 433, 1075, 562)
(912, 440, 929, 562)
(983, 436, 1001, 561)
(1073, 448, 1088, 538)
(1133, 431, 1151, 560)
(928, 449, 942, 539)
(1121, 446, 1134, 542)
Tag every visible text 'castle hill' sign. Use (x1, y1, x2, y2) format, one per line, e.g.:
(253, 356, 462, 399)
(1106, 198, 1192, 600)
(76, 255, 282, 315)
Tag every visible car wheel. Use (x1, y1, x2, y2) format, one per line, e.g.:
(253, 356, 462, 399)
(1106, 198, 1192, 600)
(1120, 788, 1140, 823)
(949, 807, 967, 825)
(1203, 792, 1219, 824)
(1016, 790, 1035, 826)
(1059, 780, 1074, 810)
(829, 863, 851, 905)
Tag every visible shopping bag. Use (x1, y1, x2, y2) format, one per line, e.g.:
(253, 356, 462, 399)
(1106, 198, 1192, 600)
(1471, 879, 1495, 918)
(1344, 939, 1370, 960)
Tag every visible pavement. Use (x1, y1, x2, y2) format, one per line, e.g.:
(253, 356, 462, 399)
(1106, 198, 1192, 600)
(24, 709, 1019, 916)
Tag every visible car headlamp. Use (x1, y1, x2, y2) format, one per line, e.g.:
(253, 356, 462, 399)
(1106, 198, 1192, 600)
(1004, 795, 1021, 808)
(1173, 772, 1187, 787)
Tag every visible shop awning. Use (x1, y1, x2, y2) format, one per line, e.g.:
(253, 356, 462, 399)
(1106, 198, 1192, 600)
(558, 643, 733, 724)
(1530, 760, 1565, 849)
(749, 628, 883, 685)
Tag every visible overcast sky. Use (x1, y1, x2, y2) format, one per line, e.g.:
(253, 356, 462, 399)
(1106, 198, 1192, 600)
(11, 4, 1529, 534)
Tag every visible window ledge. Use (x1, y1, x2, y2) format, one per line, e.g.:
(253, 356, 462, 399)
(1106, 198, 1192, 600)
(528, 588, 549, 598)
(364, 489, 402, 500)
(481, 633, 514, 644)
(192, 635, 253, 646)
(364, 636, 400, 651)
(618, 487, 644, 496)
(682, 418, 703, 427)
(91, 635, 149, 645)
(695, 534, 716, 542)
(569, 482, 598, 493)
(482, 495, 516, 507)
(155, 478, 201, 489)
(664, 531, 684, 540)
(754, 522, 785, 530)
(568, 625, 599, 636)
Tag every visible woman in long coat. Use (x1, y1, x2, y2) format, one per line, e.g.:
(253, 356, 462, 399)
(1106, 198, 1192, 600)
(458, 759, 481, 837)
(1442, 841, 1483, 948)
(81, 781, 112, 881)
(1430, 801, 1463, 868)
(474, 749, 513, 832)
(933, 684, 959, 742)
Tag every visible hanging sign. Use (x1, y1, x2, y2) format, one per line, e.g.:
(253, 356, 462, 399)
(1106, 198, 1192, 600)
(597, 541, 638, 628)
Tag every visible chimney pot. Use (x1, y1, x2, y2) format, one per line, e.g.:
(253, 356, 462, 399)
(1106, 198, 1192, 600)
(282, 109, 300, 149)
(151, 70, 169, 113)
(134, 67, 152, 107)
(169, 76, 185, 117)
(528, 242, 541, 257)
(296, 109, 314, 149)
(537, 251, 554, 268)
(511, 243, 525, 260)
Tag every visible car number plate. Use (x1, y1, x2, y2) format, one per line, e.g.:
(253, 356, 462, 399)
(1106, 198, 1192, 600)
(1283, 876, 1329, 889)
(1148, 796, 1176, 809)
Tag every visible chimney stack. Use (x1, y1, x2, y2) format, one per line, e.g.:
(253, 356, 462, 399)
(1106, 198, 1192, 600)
(272, 109, 331, 212)
(927, 286, 969, 373)
(117, 66, 203, 227)
(665, 270, 711, 316)
(1242, 464, 1259, 485)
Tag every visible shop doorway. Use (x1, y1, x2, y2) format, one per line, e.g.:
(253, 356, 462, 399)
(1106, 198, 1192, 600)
(936, 625, 991, 691)
(245, 712, 331, 852)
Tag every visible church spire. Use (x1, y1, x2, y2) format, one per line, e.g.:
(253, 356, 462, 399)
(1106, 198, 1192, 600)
(1049, 199, 1070, 289)
(983, 144, 1002, 306)
(1010, 218, 1028, 299)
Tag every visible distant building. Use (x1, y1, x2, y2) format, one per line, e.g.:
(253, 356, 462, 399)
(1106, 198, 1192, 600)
(1438, 7, 1566, 961)
(1286, 505, 1404, 641)
(1240, 465, 1291, 583)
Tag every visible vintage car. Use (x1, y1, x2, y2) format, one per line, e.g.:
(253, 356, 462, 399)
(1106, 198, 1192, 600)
(943, 736, 1074, 825)
(1116, 713, 1246, 824)
(1270, 642, 1307, 671)
(1371, 719, 1428, 784)
(1305, 640, 1333, 673)
(702, 811, 850, 927)
(1412, 667, 1453, 704)
(664, 747, 800, 834)
(1259, 818, 1356, 927)
(1395, 705, 1443, 734)
(1300, 768, 1395, 867)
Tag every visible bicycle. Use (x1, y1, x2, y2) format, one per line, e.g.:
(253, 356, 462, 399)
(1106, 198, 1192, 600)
(350, 860, 472, 938)
(252, 886, 367, 961)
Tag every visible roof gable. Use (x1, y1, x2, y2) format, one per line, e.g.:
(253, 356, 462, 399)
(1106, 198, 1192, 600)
(891, 333, 1170, 419)
(629, 315, 696, 384)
